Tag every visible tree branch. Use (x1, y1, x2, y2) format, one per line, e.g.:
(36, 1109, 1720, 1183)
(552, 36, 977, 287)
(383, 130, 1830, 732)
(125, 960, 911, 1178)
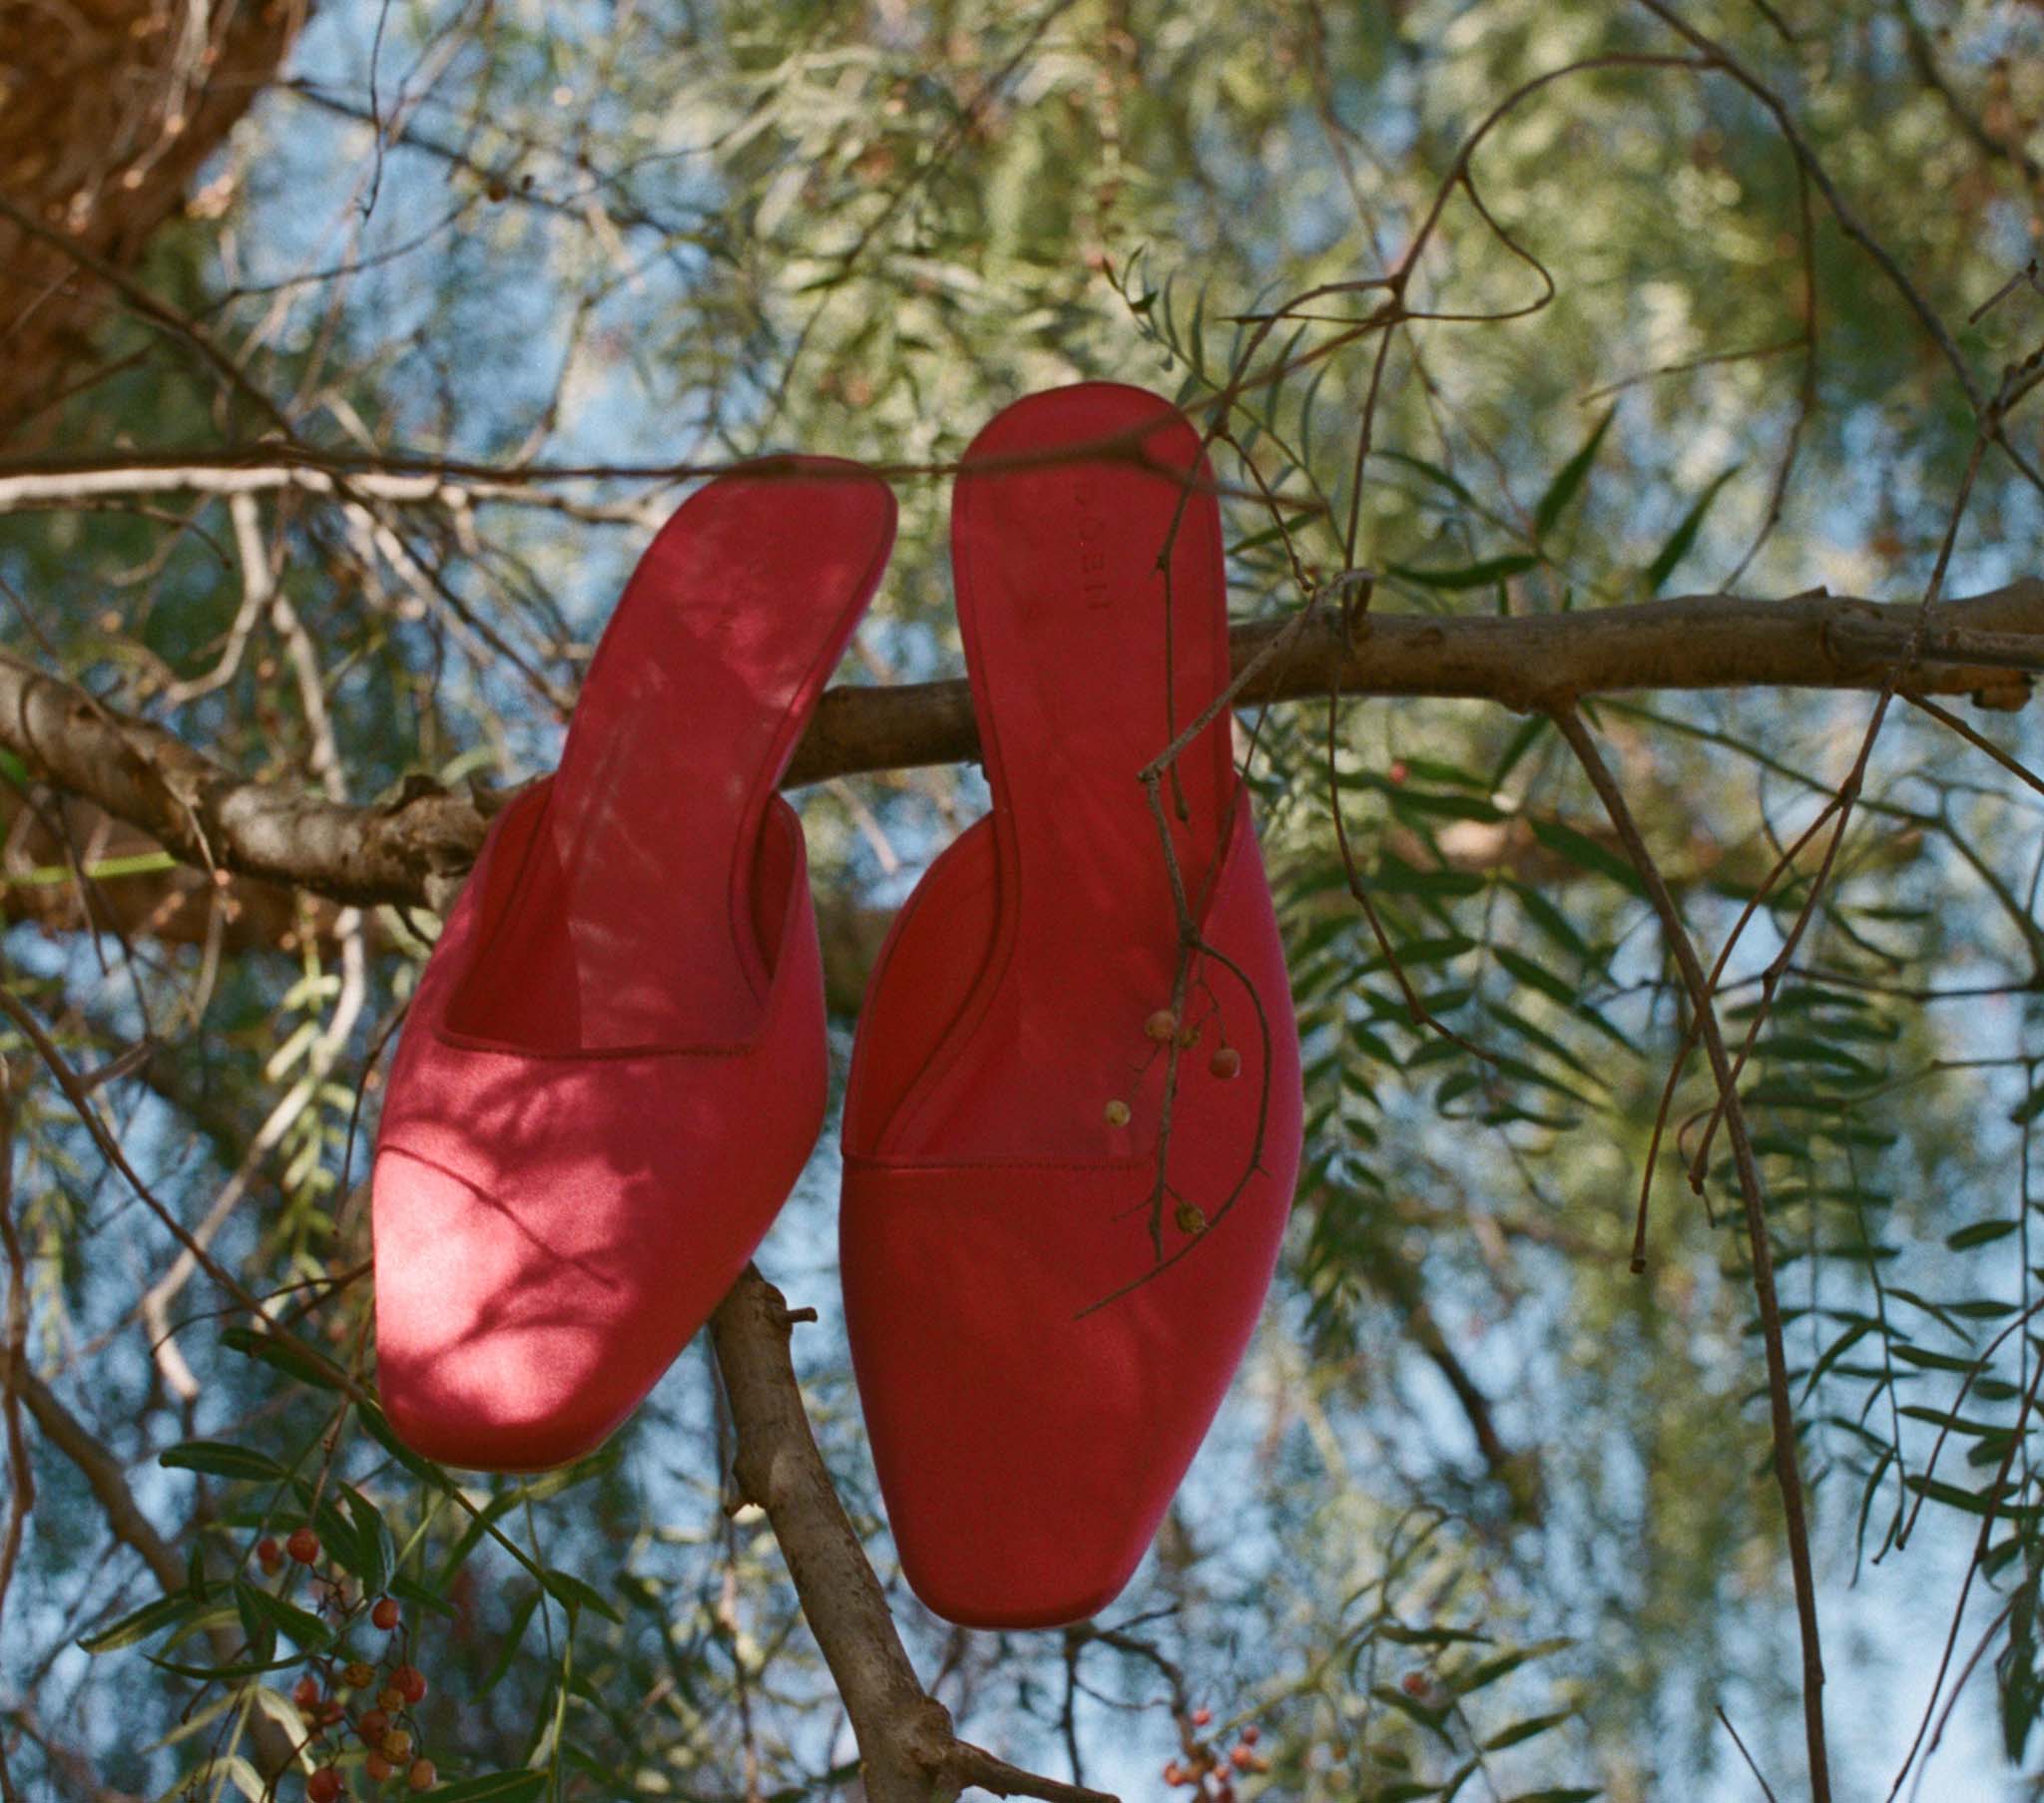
(1549, 702, 1831, 1802)
(1, 581, 2037, 913)
(0, 1345, 299, 1776)
(709, 1268, 1117, 1803)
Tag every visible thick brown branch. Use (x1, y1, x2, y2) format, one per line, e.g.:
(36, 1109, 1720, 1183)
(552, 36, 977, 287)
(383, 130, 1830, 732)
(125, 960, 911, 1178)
(1, 581, 2038, 914)
(708, 1268, 1116, 1803)
(0, 1351, 181, 1592)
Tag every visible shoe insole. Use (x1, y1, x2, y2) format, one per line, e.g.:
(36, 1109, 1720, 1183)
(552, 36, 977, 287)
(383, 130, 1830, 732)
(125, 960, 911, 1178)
(873, 384, 1235, 1158)
(443, 461, 895, 1053)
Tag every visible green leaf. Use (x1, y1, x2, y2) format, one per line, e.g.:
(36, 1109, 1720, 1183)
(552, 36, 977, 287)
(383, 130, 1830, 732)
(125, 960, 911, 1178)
(1388, 552, 1537, 592)
(1387, 787, 1504, 825)
(1491, 714, 1550, 787)
(1526, 819, 1646, 898)
(143, 1646, 308, 1680)
(343, 1487, 398, 1595)
(1506, 880, 1595, 964)
(1377, 448, 1480, 509)
(79, 1590, 195, 1654)
(296, 1487, 365, 1579)
(1358, 934, 1476, 976)
(1370, 1683, 1456, 1746)
(1644, 465, 1741, 592)
(224, 1755, 272, 1803)
(1948, 1218, 2020, 1250)
(159, 1441, 286, 1483)
(1378, 1622, 1492, 1647)
(391, 1572, 459, 1617)
(542, 1568, 623, 1624)
(1801, 1319, 1872, 1401)
(1891, 1344, 1984, 1376)
(1459, 1637, 1575, 1692)
(1366, 857, 1486, 899)
(234, 1580, 331, 1652)
(1905, 1475, 2038, 1520)
(1534, 407, 1614, 538)
(235, 1582, 275, 1666)
(1229, 509, 1321, 557)
(1483, 1710, 1573, 1752)
(219, 1325, 344, 1391)
(1493, 947, 1581, 1011)
(425, 1776, 551, 1802)
(1899, 1405, 2009, 1437)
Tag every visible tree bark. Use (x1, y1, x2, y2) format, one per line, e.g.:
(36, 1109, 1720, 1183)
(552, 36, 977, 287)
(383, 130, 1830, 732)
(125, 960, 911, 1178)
(0, 580, 2034, 913)
(709, 1269, 1117, 1803)
(0, 0, 309, 440)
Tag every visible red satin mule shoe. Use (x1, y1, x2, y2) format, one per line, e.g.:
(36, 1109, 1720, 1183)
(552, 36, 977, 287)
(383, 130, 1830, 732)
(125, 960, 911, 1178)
(839, 384, 1303, 1627)
(373, 458, 895, 1472)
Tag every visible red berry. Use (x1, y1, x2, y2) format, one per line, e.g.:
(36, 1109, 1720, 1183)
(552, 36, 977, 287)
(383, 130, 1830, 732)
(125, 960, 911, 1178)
(364, 1752, 394, 1783)
(1241, 1725, 1260, 1745)
(1191, 1705, 1213, 1727)
(1145, 1009, 1179, 1043)
(1401, 1670, 1429, 1697)
(320, 1699, 347, 1725)
(286, 1527, 321, 1566)
(392, 1663, 427, 1704)
(256, 1536, 282, 1573)
(306, 1771, 342, 1803)
(1231, 1745, 1254, 1770)
(291, 1675, 321, 1712)
(407, 1760, 436, 1793)
(1208, 1046, 1241, 1080)
(357, 1709, 391, 1746)
(1162, 1763, 1184, 1786)
(1388, 760, 1409, 784)
(371, 1597, 400, 1631)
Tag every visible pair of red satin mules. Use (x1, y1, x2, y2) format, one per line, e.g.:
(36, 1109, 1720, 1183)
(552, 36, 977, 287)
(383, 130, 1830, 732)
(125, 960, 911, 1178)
(370, 383, 1304, 1628)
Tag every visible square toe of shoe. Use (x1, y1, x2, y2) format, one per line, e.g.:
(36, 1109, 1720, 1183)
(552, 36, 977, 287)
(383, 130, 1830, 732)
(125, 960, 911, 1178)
(900, 1539, 1141, 1632)
(840, 1158, 1287, 1628)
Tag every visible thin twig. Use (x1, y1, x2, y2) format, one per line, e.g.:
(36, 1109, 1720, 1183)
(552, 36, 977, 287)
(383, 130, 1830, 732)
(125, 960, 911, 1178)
(1550, 702, 1830, 1802)
(1715, 1705, 1782, 1803)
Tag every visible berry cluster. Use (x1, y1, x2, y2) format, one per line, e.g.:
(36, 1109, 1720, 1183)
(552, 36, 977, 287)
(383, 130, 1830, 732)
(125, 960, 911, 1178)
(253, 1530, 436, 1798)
(1162, 1708, 1267, 1800)
(1102, 1006, 1243, 1140)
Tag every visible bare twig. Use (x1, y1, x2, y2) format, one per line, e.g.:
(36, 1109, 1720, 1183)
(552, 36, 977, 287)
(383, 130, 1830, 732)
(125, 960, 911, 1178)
(1716, 1704, 1782, 1803)
(0, 1066, 26, 1803)
(1550, 703, 1830, 1803)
